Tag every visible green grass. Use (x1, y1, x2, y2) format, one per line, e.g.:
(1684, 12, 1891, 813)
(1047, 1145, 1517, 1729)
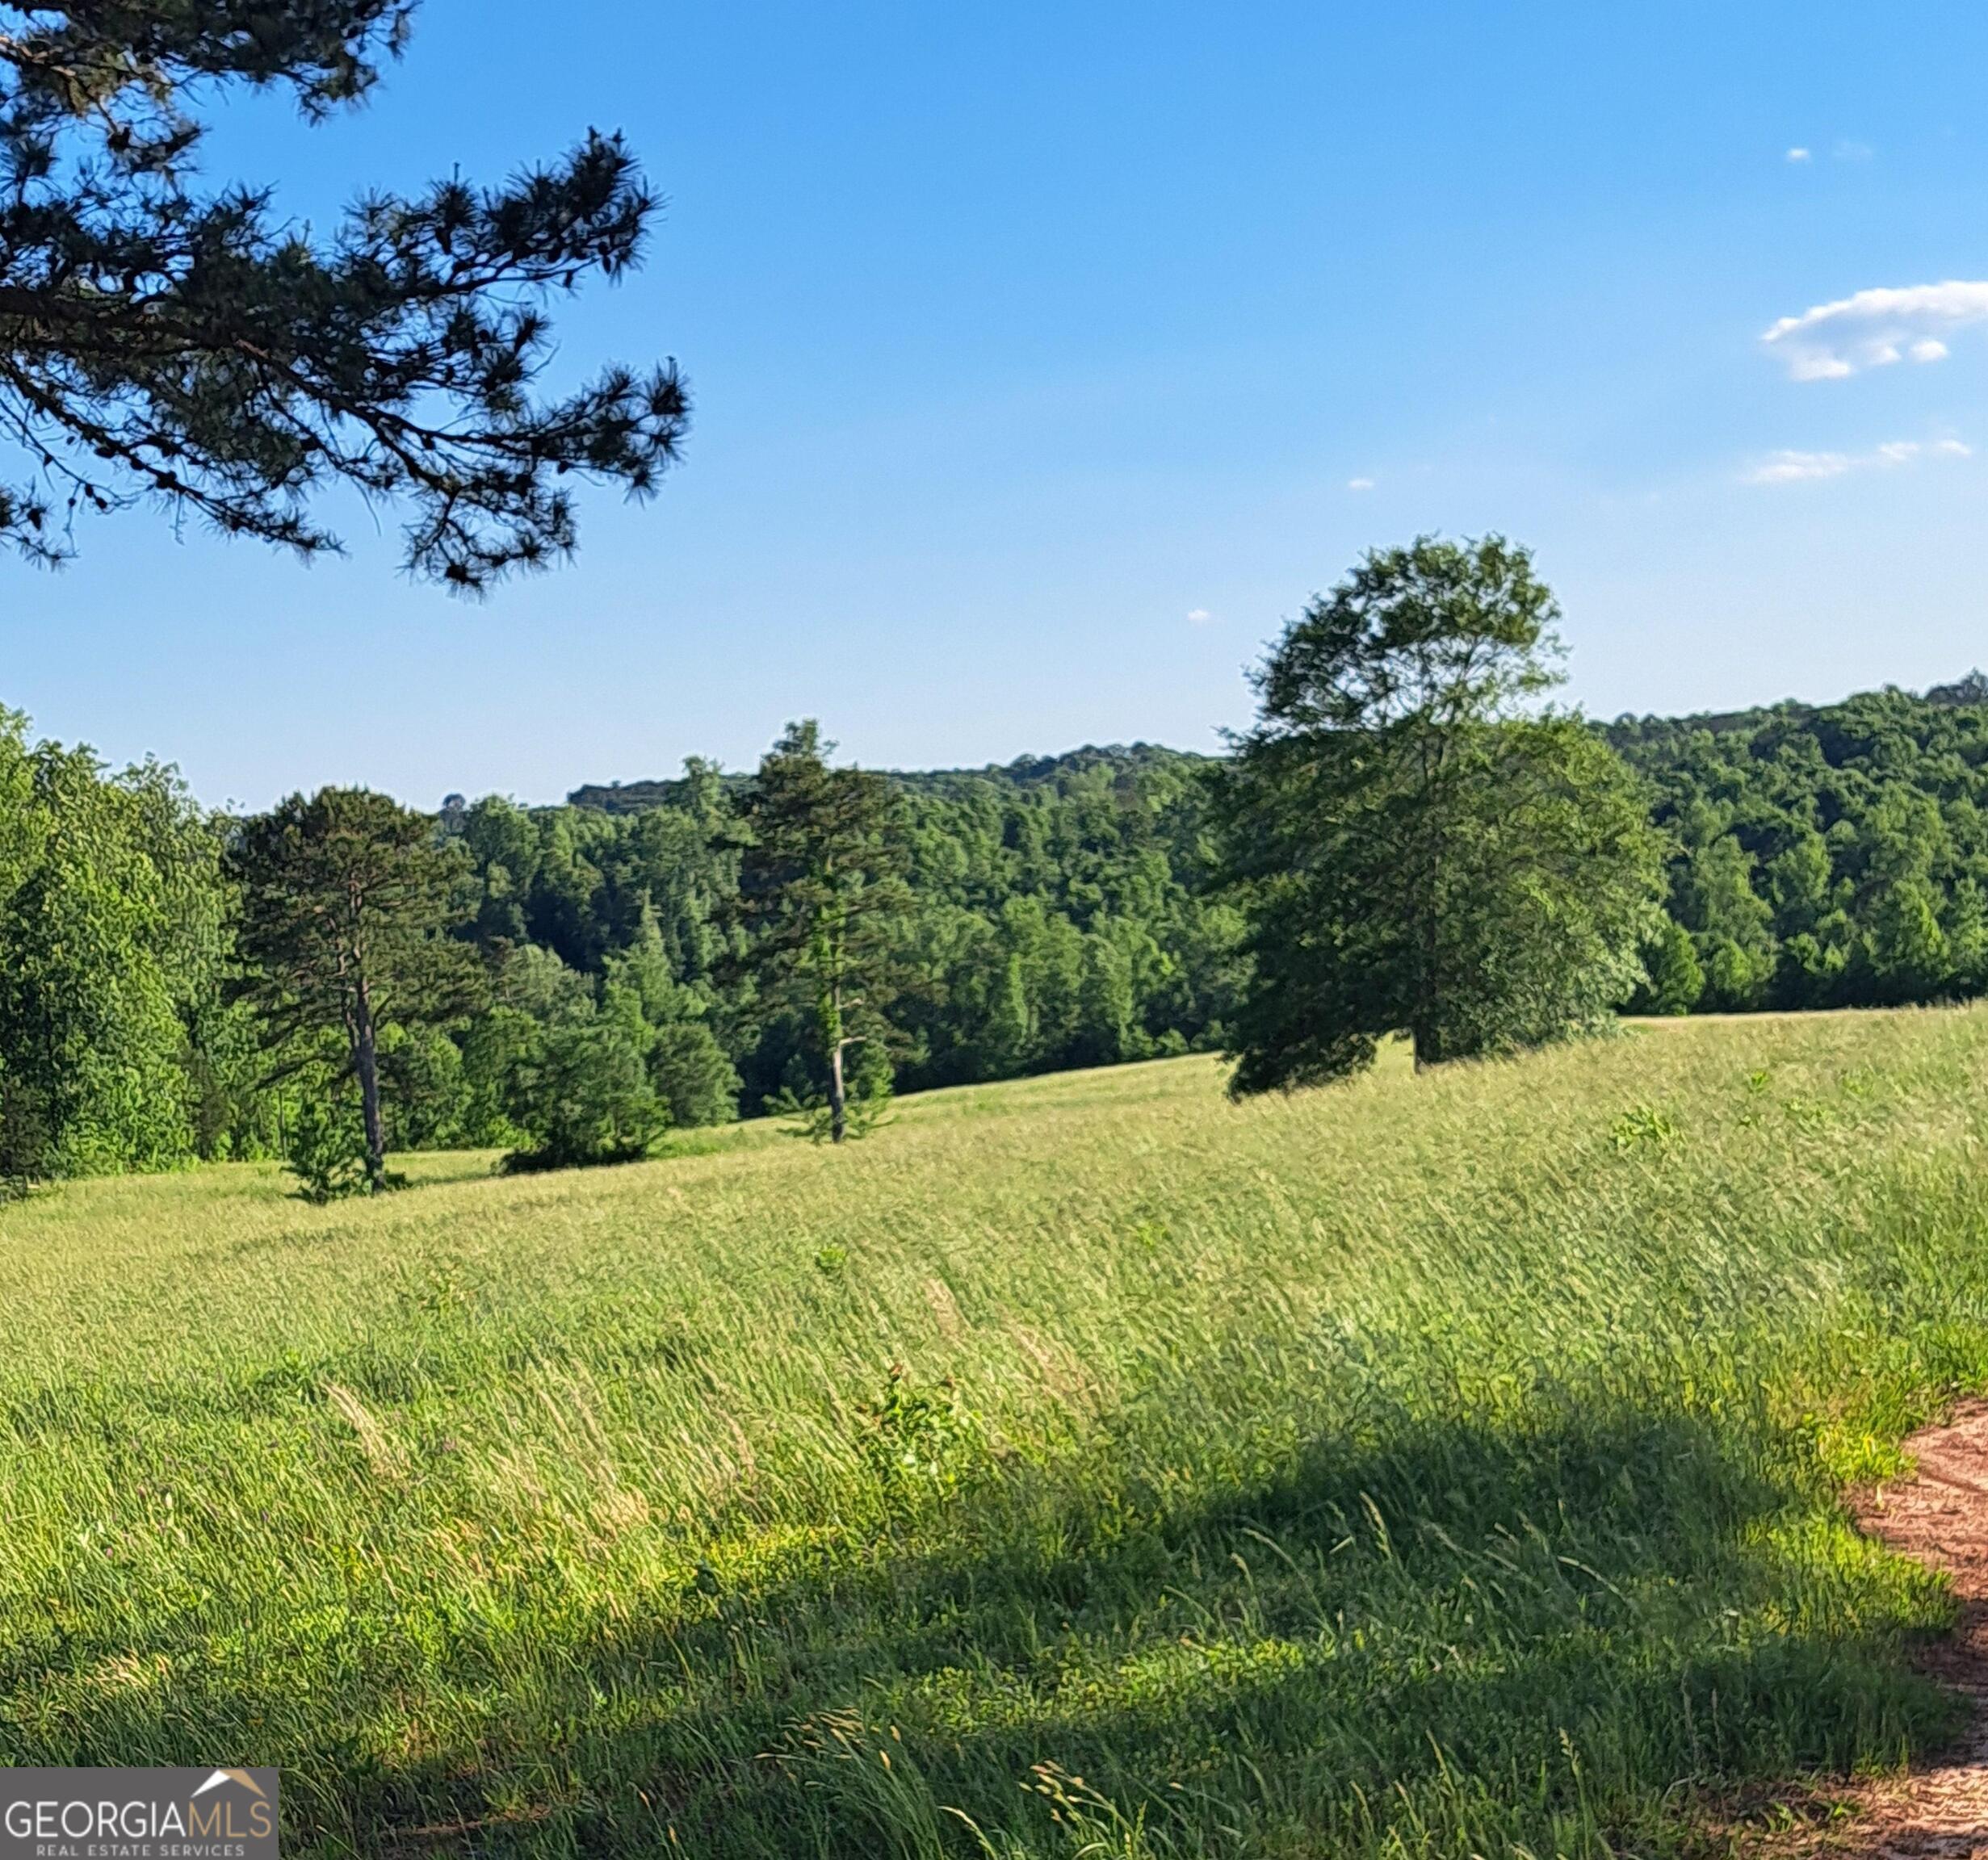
(6, 1012, 1988, 1858)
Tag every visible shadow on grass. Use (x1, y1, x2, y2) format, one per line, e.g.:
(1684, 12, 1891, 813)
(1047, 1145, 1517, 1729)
(5, 1390, 1953, 1859)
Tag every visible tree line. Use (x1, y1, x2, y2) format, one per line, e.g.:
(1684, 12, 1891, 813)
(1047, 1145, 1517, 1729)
(0, 711, 1245, 1191)
(1606, 678, 1988, 1013)
(4, 540, 1986, 1192)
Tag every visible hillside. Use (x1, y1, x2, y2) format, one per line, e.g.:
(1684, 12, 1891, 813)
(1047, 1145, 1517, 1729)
(6, 1011, 1988, 1855)
(16, 677, 1986, 1186)
(565, 743, 1213, 814)
(547, 679, 1988, 1045)
(563, 677, 1988, 815)
(1604, 681, 1988, 1012)
(455, 739, 1242, 1116)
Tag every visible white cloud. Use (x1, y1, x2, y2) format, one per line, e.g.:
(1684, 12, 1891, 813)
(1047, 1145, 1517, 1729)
(1744, 438, 1970, 485)
(1747, 450, 1851, 484)
(1346, 476, 1375, 492)
(1785, 146, 1812, 163)
(1762, 280, 1988, 379)
(1186, 607, 1214, 626)
(1834, 138, 1874, 161)
(1883, 438, 1964, 463)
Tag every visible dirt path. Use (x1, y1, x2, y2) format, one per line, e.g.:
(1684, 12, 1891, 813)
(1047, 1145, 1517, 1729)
(1828, 1401, 1988, 1857)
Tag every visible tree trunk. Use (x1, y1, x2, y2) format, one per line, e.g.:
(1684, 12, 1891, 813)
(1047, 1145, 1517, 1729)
(1410, 901, 1441, 1070)
(1414, 815, 1443, 1070)
(828, 1038, 847, 1146)
(353, 979, 387, 1191)
(818, 958, 848, 1145)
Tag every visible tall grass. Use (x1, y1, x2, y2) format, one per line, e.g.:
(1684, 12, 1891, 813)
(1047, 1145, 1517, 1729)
(4, 1011, 1988, 1856)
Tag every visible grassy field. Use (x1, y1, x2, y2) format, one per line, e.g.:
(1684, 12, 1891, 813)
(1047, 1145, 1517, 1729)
(6, 1014, 1988, 1858)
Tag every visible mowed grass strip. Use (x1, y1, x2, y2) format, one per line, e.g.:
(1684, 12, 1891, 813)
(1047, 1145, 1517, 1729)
(3, 1013, 1988, 1857)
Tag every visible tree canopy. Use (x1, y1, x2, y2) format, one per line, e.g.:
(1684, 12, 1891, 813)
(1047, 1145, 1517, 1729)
(0, 1, 686, 587)
(1214, 537, 1664, 1092)
(0, 706, 231, 1178)
(1608, 681, 1988, 1011)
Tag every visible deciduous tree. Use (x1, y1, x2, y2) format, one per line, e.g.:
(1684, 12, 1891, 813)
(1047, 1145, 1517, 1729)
(1214, 536, 1663, 1093)
(0, 709, 226, 1176)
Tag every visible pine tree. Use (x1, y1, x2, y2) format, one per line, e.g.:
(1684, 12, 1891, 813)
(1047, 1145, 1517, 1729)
(229, 787, 482, 1192)
(731, 723, 910, 1143)
(0, 5, 686, 588)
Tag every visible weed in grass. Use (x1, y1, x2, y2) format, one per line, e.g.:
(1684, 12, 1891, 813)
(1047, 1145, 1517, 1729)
(1609, 1104, 1681, 1154)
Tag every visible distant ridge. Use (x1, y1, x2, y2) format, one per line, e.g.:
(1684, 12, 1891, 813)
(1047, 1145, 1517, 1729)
(567, 742, 1210, 814)
(1603, 671, 1988, 739)
(1927, 668, 1988, 707)
(566, 676, 1988, 815)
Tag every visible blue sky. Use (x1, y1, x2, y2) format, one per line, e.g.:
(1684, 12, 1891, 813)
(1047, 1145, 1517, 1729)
(8, 0, 1988, 806)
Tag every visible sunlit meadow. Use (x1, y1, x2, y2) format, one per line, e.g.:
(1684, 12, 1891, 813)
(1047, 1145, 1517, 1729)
(6, 1011, 1988, 1857)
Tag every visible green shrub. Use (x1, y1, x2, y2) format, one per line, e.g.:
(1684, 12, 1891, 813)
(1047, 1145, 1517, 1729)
(283, 1091, 370, 1203)
(502, 1017, 668, 1171)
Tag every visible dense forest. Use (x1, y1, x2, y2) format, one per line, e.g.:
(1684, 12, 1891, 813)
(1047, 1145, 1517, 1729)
(1605, 671, 1988, 1013)
(0, 721, 1244, 1180)
(3, 677, 1986, 1183)
(451, 740, 1245, 1113)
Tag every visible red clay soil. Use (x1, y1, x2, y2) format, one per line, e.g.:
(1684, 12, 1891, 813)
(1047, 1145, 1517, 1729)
(1822, 1400, 1988, 1857)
